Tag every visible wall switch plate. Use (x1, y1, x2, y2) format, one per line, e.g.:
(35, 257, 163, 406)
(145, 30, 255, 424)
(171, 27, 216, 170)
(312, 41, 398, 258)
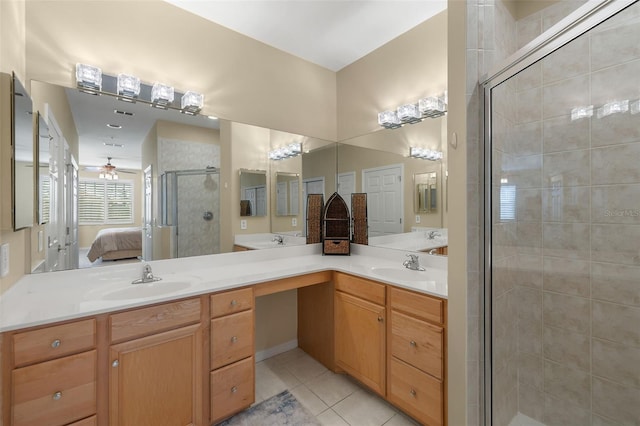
(292, 218, 297, 227)
(240, 220, 247, 230)
(1, 243, 9, 278)
(415, 215, 421, 224)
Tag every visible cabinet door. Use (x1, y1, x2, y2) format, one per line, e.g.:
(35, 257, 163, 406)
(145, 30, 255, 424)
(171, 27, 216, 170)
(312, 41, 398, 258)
(109, 324, 202, 426)
(335, 290, 386, 395)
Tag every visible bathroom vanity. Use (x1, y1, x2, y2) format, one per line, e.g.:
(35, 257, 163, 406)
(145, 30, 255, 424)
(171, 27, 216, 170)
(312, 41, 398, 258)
(0, 245, 447, 426)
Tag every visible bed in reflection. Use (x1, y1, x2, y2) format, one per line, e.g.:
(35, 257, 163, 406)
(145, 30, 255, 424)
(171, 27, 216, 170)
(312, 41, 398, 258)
(87, 227, 142, 262)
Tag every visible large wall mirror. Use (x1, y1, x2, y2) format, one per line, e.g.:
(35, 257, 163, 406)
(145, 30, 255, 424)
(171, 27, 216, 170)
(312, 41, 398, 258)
(12, 74, 35, 231)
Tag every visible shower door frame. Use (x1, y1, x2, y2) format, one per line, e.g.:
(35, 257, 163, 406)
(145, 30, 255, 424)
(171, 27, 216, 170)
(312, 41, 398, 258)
(480, 1, 638, 424)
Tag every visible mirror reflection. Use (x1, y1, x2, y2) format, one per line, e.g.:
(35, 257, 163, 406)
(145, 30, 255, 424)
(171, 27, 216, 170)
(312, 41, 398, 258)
(275, 172, 300, 216)
(37, 112, 50, 225)
(12, 74, 34, 231)
(415, 172, 438, 213)
(239, 169, 267, 217)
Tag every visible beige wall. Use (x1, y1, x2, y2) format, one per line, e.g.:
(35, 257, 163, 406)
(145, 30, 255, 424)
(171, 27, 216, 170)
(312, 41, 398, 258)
(255, 290, 298, 353)
(336, 10, 448, 141)
(25, 0, 337, 142)
(77, 169, 143, 248)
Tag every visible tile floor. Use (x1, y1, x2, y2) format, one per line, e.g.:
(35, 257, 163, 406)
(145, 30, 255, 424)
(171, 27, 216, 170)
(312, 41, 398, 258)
(253, 348, 419, 426)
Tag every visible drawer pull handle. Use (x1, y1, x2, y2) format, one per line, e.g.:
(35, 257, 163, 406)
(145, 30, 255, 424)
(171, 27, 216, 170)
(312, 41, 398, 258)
(230, 300, 237, 307)
(231, 386, 238, 394)
(231, 336, 238, 343)
(377, 316, 384, 322)
(112, 360, 119, 367)
(51, 339, 61, 349)
(410, 340, 417, 347)
(410, 389, 417, 397)
(53, 391, 62, 401)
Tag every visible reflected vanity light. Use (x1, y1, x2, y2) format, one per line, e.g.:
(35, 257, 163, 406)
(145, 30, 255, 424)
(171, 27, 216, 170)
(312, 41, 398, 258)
(409, 147, 443, 161)
(75, 63, 102, 93)
(116, 73, 141, 101)
(181, 91, 204, 115)
(151, 83, 175, 109)
(631, 100, 640, 115)
(597, 99, 629, 118)
(570, 105, 593, 121)
(269, 143, 302, 160)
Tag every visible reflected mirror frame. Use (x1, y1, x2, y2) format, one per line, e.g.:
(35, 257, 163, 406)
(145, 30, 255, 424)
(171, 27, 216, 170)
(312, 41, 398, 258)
(239, 168, 267, 217)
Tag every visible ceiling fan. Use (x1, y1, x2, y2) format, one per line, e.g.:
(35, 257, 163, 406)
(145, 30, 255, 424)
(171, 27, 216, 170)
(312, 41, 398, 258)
(83, 157, 136, 180)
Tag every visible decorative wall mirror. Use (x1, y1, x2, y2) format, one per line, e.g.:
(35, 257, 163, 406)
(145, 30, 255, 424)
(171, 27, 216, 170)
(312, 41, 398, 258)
(37, 112, 51, 224)
(275, 172, 300, 216)
(239, 169, 267, 217)
(11, 73, 35, 230)
(414, 171, 438, 213)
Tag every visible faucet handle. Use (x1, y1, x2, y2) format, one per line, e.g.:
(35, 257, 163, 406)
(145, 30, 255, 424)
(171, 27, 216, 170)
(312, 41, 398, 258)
(406, 254, 418, 262)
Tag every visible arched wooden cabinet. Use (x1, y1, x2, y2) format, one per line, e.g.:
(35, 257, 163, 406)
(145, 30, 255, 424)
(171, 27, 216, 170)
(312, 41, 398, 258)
(322, 192, 351, 255)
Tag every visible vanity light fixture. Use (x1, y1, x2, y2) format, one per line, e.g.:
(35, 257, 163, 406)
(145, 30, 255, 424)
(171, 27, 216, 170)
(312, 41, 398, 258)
(116, 73, 141, 101)
(75, 63, 102, 93)
(378, 110, 401, 129)
(269, 142, 303, 160)
(397, 103, 422, 124)
(181, 91, 204, 115)
(151, 82, 175, 109)
(418, 96, 447, 118)
(409, 147, 443, 161)
(630, 100, 640, 115)
(597, 99, 629, 118)
(570, 105, 593, 121)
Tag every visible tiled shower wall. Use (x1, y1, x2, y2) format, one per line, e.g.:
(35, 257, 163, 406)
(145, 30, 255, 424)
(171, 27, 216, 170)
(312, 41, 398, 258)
(492, 2, 640, 425)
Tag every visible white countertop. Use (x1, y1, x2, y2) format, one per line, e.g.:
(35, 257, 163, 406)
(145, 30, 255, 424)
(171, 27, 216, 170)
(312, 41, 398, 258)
(369, 229, 448, 252)
(0, 244, 447, 333)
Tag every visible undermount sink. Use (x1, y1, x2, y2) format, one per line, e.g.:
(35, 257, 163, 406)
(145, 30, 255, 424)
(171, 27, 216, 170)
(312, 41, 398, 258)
(370, 266, 429, 282)
(101, 281, 192, 300)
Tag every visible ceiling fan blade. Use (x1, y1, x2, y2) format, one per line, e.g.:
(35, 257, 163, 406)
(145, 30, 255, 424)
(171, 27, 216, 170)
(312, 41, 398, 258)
(83, 166, 103, 171)
(117, 170, 137, 174)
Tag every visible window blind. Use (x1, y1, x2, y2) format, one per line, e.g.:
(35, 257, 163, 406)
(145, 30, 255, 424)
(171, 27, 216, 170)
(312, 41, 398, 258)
(78, 179, 133, 224)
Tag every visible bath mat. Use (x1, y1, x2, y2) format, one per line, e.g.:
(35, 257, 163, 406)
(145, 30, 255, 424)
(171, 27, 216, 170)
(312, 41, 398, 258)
(218, 390, 321, 426)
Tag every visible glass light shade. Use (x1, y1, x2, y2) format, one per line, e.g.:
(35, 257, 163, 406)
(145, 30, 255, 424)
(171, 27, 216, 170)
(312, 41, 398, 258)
(112, 172, 119, 180)
(117, 73, 141, 98)
(378, 110, 401, 129)
(181, 91, 204, 114)
(98, 172, 105, 179)
(269, 142, 302, 160)
(397, 103, 421, 124)
(75, 63, 102, 91)
(410, 147, 443, 161)
(418, 96, 446, 118)
(597, 99, 629, 118)
(631, 100, 640, 115)
(151, 83, 175, 107)
(570, 105, 593, 121)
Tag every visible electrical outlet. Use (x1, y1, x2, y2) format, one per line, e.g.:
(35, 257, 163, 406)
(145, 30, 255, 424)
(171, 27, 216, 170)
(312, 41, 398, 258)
(240, 220, 247, 230)
(415, 215, 421, 224)
(1, 243, 9, 278)
(292, 218, 297, 227)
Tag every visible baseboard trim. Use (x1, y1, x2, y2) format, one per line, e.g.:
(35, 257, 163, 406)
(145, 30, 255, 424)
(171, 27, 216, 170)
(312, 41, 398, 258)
(255, 339, 298, 362)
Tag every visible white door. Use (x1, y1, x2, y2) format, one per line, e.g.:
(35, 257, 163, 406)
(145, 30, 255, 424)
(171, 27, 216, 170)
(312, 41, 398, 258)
(363, 164, 403, 237)
(45, 118, 60, 272)
(142, 165, 153, 261)
(302, 177, 325, 236)
(337, 171, 356, 215)
(256, 186, 266, 216)
(289, 180, 299, 216)
(277, 181, 288, 215)
(65, 155, 79, 270)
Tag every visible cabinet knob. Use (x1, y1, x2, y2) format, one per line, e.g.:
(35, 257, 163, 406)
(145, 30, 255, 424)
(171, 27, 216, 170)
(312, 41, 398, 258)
(410, 340, 417, 347)
(410, 389, 417, 397)
(112, 360, 119, 367)
(377, 316, 384, 322)
(231, 386, 238, 394)
(231, 336, 238, 343)
(230, 300, 237, 307)
(52, 391, 62, 401)
(51, 339, 61, 349)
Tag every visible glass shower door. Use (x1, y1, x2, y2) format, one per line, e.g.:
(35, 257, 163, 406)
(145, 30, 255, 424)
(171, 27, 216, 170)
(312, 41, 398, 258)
(488, 3, 640, 425)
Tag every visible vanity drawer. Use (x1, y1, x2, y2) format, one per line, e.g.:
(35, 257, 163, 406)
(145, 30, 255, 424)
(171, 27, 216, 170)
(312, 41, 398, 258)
(12, 350, 97, 426)
(391, 311, 443, 379)
(210, 356, 254, 424)
(334, 272, 386, 305)
(388, 357, 443, 426)
(211, 310, 254, 369)
(390, 287, 443, 325)
(110, 298, 201, 343)
(68, 415, 97, 426)
(211, 287, 253, 318)
(13, 319, 96, 367)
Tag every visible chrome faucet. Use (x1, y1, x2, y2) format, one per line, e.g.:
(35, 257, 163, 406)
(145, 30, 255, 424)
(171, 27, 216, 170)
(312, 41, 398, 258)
(132, 263, 162, 284)
(403, 254, 425, 271)
(272, 234, 284, 245)
(427, 230, 442, 240)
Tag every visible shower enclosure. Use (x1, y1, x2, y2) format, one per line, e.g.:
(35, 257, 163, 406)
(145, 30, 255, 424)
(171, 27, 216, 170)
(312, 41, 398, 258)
(161, 168, 220, 258)
(484, 1, 640, 425)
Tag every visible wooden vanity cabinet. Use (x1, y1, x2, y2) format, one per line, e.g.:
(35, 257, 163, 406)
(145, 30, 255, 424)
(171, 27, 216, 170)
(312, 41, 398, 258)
(209, 288, 255, 424)
(108, 298, 203, 426)
(334, 272, 386, 396)
(7, 319, 98, 426)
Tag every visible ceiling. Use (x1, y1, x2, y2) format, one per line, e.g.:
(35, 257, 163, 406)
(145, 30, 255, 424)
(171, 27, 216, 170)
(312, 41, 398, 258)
(163, 0, 448, 71)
